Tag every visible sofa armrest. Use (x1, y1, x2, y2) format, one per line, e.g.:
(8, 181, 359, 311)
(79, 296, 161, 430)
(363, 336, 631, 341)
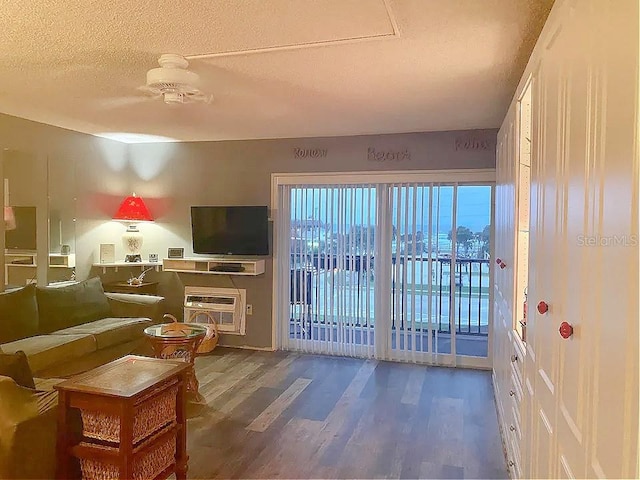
(105, 292, 166, 324)
(0, 376, 55, 479)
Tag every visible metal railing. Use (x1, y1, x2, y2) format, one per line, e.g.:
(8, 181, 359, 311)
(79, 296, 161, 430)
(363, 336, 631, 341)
(391, 257, 490, 335)
(289, 254, 490, 336)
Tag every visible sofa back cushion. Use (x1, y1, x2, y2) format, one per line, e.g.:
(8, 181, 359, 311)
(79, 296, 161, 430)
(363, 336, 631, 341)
(37, 277, 112, 333)
(0, 284, 39, 343)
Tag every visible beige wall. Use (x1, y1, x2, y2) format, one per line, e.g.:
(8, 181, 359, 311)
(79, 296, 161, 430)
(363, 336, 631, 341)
(0, 112, 496, 348)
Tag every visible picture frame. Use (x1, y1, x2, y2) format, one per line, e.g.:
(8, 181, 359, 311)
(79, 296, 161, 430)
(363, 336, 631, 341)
(167, 247, 184, 259)
(99, 243, 116, 264)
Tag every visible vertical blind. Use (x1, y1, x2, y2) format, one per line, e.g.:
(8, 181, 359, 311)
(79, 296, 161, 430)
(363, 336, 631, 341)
(279, 184, 377, 358)
(276, 180, 491, 364)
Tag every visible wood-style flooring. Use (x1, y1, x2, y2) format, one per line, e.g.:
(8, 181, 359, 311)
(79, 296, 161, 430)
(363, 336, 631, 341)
(187, 348, 508, 479)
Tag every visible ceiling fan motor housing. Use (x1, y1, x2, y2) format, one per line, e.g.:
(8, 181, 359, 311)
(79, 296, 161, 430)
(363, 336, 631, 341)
(145, 54, 200, 101)
(146, 67, 199, 90)
(141, 54, 211, 104)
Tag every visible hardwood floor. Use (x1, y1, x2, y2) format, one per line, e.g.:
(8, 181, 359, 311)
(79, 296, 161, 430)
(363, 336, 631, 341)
(187, 348, 508, 479)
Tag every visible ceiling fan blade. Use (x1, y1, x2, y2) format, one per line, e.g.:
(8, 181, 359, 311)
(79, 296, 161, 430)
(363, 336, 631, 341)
(97, 95, 154, 110)
(185, 59, 295, 114)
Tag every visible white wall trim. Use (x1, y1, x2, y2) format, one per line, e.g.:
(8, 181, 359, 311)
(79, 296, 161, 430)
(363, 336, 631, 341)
(272, 169, 496, 187)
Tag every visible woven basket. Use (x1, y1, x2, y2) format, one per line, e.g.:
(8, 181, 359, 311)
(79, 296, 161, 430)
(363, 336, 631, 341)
(163, 313, 219, 354)
(78, 427, 176, 480)
(186, 311, 219, 354)
(80, 382, 178, 444)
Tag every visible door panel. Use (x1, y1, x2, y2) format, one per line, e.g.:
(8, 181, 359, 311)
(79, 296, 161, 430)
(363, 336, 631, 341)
(587, 0, 639, 477)
(525, 0, 639, 478)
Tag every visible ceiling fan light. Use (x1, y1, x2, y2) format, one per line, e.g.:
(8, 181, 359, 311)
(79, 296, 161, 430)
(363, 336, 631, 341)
(163, 91, 184, 104)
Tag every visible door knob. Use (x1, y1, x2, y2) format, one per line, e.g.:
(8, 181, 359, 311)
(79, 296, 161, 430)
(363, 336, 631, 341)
(537, 301, 549, 314)
(559, 321, 573, 339)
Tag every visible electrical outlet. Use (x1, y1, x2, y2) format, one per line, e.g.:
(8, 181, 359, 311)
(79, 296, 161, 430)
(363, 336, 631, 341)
(246, 304, 253, 315)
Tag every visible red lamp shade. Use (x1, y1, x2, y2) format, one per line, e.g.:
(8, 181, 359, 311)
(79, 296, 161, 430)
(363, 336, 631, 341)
(113, 194, 153, 222)
(4, 206, 16, 231)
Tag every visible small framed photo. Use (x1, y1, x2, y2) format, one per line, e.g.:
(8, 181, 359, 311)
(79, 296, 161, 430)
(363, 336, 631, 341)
(167, 247, 184, 259)
(148, 253, 159, 263)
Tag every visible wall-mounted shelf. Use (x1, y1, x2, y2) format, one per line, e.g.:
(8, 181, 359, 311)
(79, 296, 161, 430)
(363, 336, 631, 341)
(5, 252, 76, 268)
(162, 257, 265, 276)
(4, 252, 76, 286)
(49, 253, 76, 268)
(92, 261, 162, 274)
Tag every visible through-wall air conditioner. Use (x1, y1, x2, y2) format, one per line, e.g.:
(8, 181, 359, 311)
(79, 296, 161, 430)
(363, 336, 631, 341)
(184, 286, 246, 335)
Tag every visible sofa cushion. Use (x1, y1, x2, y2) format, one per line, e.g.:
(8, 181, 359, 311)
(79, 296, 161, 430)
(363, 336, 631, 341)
(0, 284, 39, 343)
(53, 317, 153, 350)
(0, 334, 96, 374)
(0, 350, 35, 389)
(36, 277, 112, 333)
(106, 293, 165, 323)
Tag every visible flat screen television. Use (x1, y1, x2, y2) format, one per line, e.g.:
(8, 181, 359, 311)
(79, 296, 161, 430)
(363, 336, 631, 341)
(5, 206, 37, 251)
(191, 206, 269, 256)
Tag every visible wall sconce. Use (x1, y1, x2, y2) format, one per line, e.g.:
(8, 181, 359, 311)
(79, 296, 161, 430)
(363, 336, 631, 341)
(113, 193, 153, 262)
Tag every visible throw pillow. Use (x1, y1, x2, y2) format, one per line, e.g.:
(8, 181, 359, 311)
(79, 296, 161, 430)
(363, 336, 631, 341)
(0, 284, 39, 343)
(36, 277, 112, 333)
(0, 350, 36, 389)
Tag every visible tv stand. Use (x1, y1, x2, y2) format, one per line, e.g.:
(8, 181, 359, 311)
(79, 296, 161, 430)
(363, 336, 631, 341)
(209, 263, 244, 273)
(162, 257, 265, 276)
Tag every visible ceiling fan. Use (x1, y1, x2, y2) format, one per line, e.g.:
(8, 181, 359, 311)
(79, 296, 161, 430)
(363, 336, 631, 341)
(138, 53, 212, 105)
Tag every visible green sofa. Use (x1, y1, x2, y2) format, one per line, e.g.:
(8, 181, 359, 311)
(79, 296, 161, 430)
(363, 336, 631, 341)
(0, 277, 166, 479)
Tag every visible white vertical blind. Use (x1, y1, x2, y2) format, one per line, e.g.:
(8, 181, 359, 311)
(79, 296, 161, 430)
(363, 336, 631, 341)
(279, 184, 377, 358)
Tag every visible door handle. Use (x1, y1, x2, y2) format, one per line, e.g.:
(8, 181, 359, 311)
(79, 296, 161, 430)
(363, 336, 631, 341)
(537, 301, 549, 314)
(559, 321, 573, 339)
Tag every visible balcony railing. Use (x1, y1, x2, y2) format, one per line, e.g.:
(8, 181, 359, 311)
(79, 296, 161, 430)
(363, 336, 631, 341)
(289, 254, 490, 336)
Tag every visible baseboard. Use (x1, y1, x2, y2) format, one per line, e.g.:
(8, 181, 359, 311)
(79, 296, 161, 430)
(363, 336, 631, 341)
(217, 343, 276, 352)
(492, 371, 513, 479)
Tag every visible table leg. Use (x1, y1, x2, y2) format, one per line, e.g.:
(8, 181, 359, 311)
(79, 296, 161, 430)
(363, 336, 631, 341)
(121, 402, 134, 480)
(175, 371, 189, 480)
(146, 335, 205, 400)
(56, 391, 70, 480)
(187, 336, 204, 401)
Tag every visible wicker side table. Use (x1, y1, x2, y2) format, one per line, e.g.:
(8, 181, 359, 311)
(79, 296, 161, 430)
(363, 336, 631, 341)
(55, 355, 189, 480)
(143, 322, 207, 401)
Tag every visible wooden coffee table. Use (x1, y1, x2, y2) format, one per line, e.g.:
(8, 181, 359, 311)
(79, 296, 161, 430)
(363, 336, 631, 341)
(55, 355, 190, 480)
(144, 323, 208, 400)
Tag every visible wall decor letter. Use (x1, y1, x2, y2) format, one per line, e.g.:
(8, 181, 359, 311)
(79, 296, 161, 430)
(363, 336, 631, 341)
(367, 147, 411, 162)
(294, 148, 328, 159)
(454, 138, 491, 151)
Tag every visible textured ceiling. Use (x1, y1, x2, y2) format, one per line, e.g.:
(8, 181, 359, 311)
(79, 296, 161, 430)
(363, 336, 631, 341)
(0, 0, 553, 143)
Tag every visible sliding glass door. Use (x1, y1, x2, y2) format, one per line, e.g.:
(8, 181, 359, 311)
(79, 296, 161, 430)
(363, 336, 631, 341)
(273, 172, 493, 367)
(386, 184, 492, 364)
